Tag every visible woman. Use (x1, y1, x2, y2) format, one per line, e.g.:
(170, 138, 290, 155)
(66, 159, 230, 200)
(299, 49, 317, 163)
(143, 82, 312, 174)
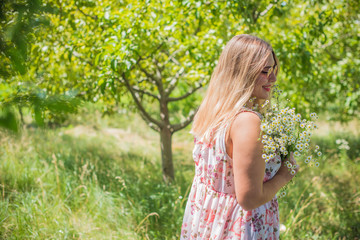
(180, 34, 298, 239)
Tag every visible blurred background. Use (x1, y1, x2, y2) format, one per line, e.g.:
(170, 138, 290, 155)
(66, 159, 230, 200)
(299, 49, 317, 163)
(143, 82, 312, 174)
(0, 0, 359, 239)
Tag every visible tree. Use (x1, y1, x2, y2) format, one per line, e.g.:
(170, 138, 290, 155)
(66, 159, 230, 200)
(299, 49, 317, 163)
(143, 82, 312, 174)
(28, 0, 243, 181)
(0, 0, 43, 131)
(0, 0, 80, 131)
(103, 1, 239, 181)
(251, 0, 360, 121)
(5, 0, 358, 181)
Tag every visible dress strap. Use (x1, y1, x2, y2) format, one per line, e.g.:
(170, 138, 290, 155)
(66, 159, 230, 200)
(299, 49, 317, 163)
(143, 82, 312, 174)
(220, 123, 232, 160)
(237, 107, 263, 120)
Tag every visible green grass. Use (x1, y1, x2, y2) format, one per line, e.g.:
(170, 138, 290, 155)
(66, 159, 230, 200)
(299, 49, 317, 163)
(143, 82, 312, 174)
(0, 106, 359, 239)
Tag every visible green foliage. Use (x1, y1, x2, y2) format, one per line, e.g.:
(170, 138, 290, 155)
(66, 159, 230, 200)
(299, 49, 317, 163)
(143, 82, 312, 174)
(0, 0, 359, 133)
(0, 110, 359, 238)
(0, 108, 18, 132)
(0, 123, 189, 239)
(260, 0, 360, 122)
(0, 0, 81, 130)
(1, 0, 359, 237)
(0, 82, 81, 129)
(0, 0, 48, 76)
(312, 132, 360, 162)
(2, 0, 359, 127)
(279, 146, 360, 239)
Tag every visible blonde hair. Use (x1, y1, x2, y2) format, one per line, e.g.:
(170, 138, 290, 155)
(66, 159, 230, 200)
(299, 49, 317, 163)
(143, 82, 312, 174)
(190, 34, 279, 144)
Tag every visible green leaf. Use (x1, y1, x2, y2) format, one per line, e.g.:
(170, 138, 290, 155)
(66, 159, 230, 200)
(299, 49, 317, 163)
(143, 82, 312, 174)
(111, 59, 118, 71)
(95, 52, 104, 66)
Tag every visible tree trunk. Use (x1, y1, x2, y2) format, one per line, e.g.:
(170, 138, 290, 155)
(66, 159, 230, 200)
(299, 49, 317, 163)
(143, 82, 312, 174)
(160, 126, 174, 182)
(18, 106, 24, 127)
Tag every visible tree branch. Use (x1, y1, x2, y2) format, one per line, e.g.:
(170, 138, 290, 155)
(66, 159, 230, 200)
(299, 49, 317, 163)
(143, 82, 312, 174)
(167, 83, 203, 102)
(124, 43, 165, 74)
(136, 64, 156, 79)
(320, 33, 352, 62)
(136, 63, 162, 86)
(72, 51, 102, 70)
(162, 49, 181, 67)
(253, 1, 278, 22)
(164, 68, 186, 97)
(135, 42, 165, 63)
(75, 5, 98, 21)
(144, 120, 161, 132)
(252, 4, 260, 23)
(194, 16, 203, 35)
(120, 74, 163, 128)
(324, 48, 342, 61)
(137, 78, 147, 84)
(153, 58, 163, 80)
(133, 47, 165, 94)
(171, 109, 197, 133)
(132, 86, 160, 101)
(259, 2, 276, 17)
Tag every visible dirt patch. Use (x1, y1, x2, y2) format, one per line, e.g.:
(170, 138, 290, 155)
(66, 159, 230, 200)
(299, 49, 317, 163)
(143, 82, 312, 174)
(315, 119, 360, 136)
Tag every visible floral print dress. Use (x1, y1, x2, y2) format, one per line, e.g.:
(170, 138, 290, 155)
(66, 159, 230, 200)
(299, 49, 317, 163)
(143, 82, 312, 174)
(181, 108, 282, 240)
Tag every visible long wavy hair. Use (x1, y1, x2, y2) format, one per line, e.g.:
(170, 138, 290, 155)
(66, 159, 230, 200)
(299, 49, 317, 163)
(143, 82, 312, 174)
(190, 34, 279, 144)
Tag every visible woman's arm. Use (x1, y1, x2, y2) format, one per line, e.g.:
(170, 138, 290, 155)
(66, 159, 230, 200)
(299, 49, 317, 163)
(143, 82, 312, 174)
(229, 112, 297, 211)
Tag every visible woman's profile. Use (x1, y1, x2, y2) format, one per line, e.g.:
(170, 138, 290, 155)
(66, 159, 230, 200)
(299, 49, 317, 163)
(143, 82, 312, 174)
(180, 34, 298, 239)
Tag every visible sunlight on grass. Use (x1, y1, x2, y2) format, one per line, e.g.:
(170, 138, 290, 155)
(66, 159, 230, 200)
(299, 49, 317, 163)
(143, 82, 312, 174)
(0, 107, 359, 239)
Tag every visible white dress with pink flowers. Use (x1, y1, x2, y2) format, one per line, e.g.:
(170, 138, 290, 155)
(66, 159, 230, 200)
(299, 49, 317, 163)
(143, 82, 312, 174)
(181, 108, 282, 240)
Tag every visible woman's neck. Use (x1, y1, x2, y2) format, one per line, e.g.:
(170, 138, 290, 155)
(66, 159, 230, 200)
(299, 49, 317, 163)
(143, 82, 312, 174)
(244, 102, 253, 109)
(244, 96, 256, 109)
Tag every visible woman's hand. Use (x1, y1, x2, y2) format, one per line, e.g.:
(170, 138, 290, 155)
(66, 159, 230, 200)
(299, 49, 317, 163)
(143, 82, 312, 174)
(276, 152, 299, 183)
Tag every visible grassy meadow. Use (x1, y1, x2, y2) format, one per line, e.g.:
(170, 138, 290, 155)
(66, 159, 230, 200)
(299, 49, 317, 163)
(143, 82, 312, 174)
(0, 104, 359, 239)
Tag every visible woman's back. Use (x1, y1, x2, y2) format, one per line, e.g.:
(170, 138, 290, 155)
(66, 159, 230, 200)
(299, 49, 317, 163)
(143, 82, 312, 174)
(181, 108, 281, 239)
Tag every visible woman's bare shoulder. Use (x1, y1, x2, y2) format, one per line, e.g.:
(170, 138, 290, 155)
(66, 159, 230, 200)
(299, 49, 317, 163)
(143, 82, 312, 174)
(231, 112, 261, 131)
(229, 111, 261, 141)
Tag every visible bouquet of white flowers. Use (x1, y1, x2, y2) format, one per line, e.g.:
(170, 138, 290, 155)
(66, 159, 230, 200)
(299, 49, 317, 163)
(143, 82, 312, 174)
(250, 85, 323, 198)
